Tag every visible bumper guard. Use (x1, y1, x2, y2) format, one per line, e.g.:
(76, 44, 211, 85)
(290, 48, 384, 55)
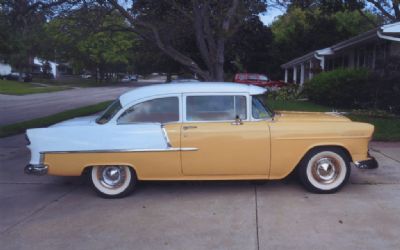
(354, 157, 378, 169)
(25, 164, 48, 175)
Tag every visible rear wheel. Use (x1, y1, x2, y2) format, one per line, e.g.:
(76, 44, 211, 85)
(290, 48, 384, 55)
(90, 165, 137, 198)
(297, 147, 351, 194)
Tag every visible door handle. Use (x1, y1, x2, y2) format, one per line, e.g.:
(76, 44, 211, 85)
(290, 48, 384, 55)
(183, 125, 197, 130)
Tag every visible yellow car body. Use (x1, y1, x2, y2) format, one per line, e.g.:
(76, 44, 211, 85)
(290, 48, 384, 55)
(43, 111, 373, 180)
(25, 83, 376, 197)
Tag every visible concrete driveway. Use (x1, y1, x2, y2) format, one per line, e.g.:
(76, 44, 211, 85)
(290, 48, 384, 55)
(0, 135, 399, 250)
(0, 82, 163, 126)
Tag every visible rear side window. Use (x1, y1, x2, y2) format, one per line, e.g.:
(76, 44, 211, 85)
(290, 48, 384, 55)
(118, 97, 179, 124)
(186, 95, 247, 121)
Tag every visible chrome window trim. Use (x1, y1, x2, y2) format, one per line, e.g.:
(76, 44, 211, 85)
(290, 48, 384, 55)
(40, 147, 198, 154)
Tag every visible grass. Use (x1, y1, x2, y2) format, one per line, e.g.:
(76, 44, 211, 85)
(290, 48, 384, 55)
(267, 99, 400, 141)
(267, 99, 331, 112)
(0, 79, 70, 95)
(0, 101, 112, 138)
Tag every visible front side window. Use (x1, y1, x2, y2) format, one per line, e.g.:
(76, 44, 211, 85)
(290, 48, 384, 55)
(252, 95, 274, 119)
(118, 97, 179, 124)
(96, 100, 122, 124)
(186, 95, 247, 121)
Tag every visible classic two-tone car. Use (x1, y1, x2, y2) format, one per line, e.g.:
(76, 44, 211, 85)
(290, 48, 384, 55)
(25, 83, 377, 198)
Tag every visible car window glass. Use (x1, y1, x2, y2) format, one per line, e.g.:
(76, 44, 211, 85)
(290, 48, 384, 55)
(96, 100, 122, 124)
(252, 95, 273, 119)
(118, 97, 179, 124)
(259, 75, 269, 81)
(186, 95, 246, 121)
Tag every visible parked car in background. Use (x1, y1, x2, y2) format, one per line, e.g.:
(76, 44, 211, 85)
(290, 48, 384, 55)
(81, 74, 92, 79)
(6, 72, 32, 82)
(234, 73, 285, 88)
(122, 75, 138, 82)
(25, 82, 377, 198)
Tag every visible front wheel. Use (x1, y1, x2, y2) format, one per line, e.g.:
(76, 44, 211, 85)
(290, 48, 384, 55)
(297, 148, 351, 194)
(90, 165, 137, 198)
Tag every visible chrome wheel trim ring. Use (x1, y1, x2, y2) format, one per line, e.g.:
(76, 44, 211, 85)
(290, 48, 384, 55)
(91, 166, 132, 195)
(306, 151, 347, 191)
(98, 166, 126, 189)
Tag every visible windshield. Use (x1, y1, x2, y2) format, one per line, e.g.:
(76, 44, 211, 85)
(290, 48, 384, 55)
(252, 95, 275, 119)
(96, 100, 123, 124)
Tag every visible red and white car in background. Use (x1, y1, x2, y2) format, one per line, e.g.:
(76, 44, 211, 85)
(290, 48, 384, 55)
(234, 73, 286, 88)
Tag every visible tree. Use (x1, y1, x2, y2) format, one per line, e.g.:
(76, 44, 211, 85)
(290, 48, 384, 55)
(269, 7, 378, 78)
(46, 6, 137, 81)
(269, 0, 399, 22)
(0, 0, 78, 71)
(364, 0, 400, 21)
(100, 0, 267, 81)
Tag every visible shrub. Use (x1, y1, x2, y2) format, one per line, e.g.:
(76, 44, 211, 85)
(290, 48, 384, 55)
(304, 68, 369, 108)
(268, 84, 301, 101)
(305, 66, 400, 114)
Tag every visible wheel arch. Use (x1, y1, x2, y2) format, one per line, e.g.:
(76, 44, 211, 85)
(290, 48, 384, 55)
(279, 144, 353, 179)
(81, 164, 139, 179)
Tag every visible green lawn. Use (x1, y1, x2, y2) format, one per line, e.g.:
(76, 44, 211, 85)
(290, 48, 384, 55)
(0, 101, 112, 138)
(267, 100, 400, 141)
(0, 79, 70, 95)
(267, 99, 331, 112)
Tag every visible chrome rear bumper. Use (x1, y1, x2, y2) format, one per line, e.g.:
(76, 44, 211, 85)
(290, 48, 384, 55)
(25, 164, 48, 175)
(354, 157, 378, 169)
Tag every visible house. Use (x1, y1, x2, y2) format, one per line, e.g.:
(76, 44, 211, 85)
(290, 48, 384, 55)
(0, 60, 12, 76)
(281, 22, 400, 85)
(0, 58, 68, 78)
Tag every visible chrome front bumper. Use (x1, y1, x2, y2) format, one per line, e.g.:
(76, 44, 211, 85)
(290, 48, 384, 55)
(354, 157, 378, 169)
(25, 164, 48, 175)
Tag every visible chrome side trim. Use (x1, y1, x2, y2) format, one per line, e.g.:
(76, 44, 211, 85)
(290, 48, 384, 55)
(161, 125, 172, 147)
(41, 147, 198, 154)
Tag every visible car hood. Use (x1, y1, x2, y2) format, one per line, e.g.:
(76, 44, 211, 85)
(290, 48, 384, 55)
(274, 111, 351, 122)
(51, 115, 98, 127)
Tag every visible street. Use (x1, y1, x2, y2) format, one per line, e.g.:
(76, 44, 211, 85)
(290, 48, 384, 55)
(0, 79, 166, 126)
(1, 133, 399, 250)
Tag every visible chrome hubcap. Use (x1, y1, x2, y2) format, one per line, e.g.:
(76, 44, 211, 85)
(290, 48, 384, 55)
(312, 157, 340, 184)
(97, 166, 126, 189)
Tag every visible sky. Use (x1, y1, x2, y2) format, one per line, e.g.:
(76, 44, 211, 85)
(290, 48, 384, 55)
(259, 8, 285, 26)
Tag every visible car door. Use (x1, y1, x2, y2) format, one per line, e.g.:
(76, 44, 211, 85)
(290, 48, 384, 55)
(181, 93, 270, 176)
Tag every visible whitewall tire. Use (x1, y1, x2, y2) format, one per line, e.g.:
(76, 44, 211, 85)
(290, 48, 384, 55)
(90, 165, 137, 198)
(297, 147, 351, 194)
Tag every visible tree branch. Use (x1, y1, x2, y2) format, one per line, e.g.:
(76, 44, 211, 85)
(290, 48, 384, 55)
(366, 0, 397, 21)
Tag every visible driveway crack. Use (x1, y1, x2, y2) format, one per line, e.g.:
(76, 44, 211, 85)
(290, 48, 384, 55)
(370, 148, 400, 164)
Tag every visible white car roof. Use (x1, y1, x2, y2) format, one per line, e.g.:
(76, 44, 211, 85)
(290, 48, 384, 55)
(119, 82, 266, 107)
